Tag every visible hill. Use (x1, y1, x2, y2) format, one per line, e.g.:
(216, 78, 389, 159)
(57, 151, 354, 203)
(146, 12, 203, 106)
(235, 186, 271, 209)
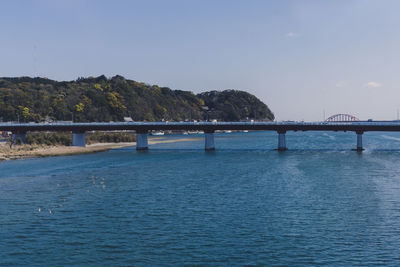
(0, 75, 274, 122)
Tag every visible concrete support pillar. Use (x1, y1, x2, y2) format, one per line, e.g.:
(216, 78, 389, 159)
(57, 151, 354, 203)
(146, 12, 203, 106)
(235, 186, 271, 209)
(277, 131, 287, 151)
(12, 132, 26, 144)
(356, 131, 364, 151)
(136, 131, 148, 150)
(72, 132, 86, 147)
(205, 131, 215, 151)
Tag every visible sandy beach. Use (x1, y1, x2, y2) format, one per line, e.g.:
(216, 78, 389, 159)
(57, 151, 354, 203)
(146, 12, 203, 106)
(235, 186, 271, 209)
(0, 137, 202, 161)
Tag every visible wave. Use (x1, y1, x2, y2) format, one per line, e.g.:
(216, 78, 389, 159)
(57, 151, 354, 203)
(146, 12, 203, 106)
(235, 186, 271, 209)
(381, 135, 400, 142)
(323, 133, 335, 140)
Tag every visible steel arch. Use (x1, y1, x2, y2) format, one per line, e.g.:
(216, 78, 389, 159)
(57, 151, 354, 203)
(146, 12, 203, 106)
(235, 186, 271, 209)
(325, 114, 360, 122)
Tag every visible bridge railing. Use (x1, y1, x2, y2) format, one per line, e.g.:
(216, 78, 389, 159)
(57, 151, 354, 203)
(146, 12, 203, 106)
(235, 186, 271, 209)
(2, 121, 400, 127)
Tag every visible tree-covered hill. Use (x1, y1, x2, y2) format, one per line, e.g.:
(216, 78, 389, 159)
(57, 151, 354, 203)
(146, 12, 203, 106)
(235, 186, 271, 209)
(0, 75, 274, 122)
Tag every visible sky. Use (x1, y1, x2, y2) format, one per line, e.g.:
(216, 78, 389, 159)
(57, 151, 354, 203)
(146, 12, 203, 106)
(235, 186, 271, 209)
(1, 0, 400, 121)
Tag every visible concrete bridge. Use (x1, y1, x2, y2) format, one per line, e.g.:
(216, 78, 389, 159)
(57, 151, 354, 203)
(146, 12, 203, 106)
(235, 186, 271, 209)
(2, 121, 400, 151)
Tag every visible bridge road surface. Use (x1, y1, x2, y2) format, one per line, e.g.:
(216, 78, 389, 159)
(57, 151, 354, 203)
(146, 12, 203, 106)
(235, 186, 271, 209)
(2, 121, 400, 132)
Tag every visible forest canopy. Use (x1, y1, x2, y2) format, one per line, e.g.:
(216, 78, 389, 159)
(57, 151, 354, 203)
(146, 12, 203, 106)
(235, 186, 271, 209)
(0, 75, 274, 122)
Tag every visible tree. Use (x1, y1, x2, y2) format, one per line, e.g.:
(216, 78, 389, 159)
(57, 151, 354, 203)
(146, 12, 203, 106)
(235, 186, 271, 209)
(0, 76, 274, 122)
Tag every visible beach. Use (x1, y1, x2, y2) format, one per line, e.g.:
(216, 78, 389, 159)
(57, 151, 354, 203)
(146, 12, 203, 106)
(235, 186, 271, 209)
(0, 137, 202, 161)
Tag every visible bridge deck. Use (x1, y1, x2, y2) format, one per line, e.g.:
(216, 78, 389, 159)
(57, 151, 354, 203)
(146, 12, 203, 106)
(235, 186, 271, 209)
(1, 121, 400, 133)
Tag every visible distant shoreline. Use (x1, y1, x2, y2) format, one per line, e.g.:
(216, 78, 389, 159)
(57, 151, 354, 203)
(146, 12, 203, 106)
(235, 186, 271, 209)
(0, 137, 202, 161)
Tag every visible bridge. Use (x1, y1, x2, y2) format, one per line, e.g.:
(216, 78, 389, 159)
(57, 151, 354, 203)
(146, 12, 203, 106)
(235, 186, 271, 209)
(2, 120, 400, 151)
(325, 114, 360, 122)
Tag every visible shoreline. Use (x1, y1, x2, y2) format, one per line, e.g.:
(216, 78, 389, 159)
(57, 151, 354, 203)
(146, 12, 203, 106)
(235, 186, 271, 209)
(0, 137, 203, 162)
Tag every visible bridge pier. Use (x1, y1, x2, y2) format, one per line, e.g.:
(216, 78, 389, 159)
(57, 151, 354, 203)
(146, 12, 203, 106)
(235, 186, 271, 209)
(205, 131, 215, 151)
(72, 132, 86, 147)
(355, 131, 364, 151)
(136, 131, 149, 150)
(12, 132, 26, 144)
(277, 131, 287, 151)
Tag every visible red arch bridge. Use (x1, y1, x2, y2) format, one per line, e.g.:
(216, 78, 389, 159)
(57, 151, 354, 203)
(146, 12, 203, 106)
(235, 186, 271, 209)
(325, 114, 360, 122)
(1, 119, 399, 151)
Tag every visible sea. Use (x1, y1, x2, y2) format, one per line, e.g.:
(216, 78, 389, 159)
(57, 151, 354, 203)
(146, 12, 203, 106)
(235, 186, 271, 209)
(2, 131, 400, 266)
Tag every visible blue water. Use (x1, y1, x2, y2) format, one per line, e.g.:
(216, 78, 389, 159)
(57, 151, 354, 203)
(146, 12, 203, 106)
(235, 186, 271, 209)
(2, 131, 400, 266)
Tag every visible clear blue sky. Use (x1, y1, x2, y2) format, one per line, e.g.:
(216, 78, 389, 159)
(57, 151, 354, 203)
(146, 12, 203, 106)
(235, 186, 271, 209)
(1, 0, 400, 121)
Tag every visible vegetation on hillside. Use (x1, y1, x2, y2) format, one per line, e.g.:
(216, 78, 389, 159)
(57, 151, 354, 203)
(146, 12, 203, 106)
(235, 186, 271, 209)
(24, 132, 136, 146)
(199, 90, 274, 121)
(0, 75, 274, 122)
